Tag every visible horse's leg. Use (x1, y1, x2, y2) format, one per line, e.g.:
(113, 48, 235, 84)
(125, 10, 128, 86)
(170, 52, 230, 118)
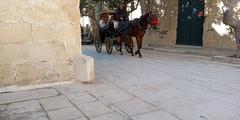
(138, 37, 143, 58)
(135, 36, 140, 56)
(116, 36, 120, 51)
(134, 36, 139, 55)
(119, 36, 123, 55)
(135, 50, 139, 55)
(128, 35, 134, 56)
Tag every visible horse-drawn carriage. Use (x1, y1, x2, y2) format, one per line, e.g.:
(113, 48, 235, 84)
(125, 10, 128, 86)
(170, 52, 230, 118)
(94, 10, 133, 55)
(94, 10, 160, 58)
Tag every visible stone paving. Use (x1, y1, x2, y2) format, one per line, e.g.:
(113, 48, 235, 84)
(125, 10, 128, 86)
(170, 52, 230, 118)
(1, 45, 240, 120)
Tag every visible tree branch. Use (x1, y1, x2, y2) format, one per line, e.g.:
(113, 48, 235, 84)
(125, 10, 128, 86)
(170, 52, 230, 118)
(223, 9, 238, 28)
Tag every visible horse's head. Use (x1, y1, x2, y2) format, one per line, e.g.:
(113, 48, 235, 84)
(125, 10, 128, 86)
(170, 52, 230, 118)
(146, 12, 160, 28)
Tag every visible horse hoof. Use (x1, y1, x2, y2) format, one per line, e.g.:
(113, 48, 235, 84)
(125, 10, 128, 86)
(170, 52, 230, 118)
(131, 54, 134, 56)
(120, 53, 123, 55)
(139, 55, 142, 58)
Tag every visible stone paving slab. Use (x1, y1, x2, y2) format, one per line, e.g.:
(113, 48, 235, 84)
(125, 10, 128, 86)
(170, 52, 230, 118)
(0, 105, 8, 120)
(67, 92, 97, 105)
(47, 107, 84, 120)
(193, 99, 240, 120)
(54, 84, 87, 95)
(154, 94, 206, 112)
(0, 88, 59, 104)
(114, 99, 158, 116)
(89, 88, 135, 105)
(76, 101, 113, 118)
(73, 117, 88, 120)
(39, 95, 73, 111)
(172, 106, 217, 120)
(220, 93, 240, 106)
(90, 112, 127, 120)
(132, 110, 180, 120)
(9, 112, 48, 120)
(7, 100, 42, 116)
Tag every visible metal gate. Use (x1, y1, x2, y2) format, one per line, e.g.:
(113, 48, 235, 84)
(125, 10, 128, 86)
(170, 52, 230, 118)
(176, 0, 205, 46)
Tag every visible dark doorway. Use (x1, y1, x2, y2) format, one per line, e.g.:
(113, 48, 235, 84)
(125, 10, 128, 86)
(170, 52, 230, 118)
(177, 0, 205, 46)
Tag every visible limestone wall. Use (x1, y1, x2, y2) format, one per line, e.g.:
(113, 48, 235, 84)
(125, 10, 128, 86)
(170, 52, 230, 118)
(203, 0, 237, 50)
(142, 0, 178, 47)
(0, 0, 81, 86)
(143, 0, 237, 50)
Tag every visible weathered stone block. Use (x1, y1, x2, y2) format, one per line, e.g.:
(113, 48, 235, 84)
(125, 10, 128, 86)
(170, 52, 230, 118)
(0, 22, 32, 44)
(56, 0, 81, 24)
(12, 59, 74, 85)
(0, 44, 27, 66)
(21, 0, 80, 24)
(144, 30, 175, 48)
(54, 59, 74, 81)
(14, 61, 53, 85)
(22, 0, 63, 24)
(24, 43, 65, 61)
(32, 23, 62, 43)
(0, 43, 66, 66)
(0, 65, 14, 86)
(65, 43, 81, 58)
(60, 24, 81, 45)
(0, 0, 20, 22)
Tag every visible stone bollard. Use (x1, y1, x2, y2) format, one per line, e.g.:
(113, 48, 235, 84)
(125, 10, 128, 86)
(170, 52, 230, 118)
(73, 54, 94, 83)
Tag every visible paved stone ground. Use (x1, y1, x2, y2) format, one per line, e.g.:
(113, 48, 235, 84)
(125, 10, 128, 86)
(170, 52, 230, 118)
(1, 45, 240, 120)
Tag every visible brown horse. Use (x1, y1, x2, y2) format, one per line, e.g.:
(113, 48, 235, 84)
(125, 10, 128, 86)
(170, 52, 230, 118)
(117, 12, 159, 58)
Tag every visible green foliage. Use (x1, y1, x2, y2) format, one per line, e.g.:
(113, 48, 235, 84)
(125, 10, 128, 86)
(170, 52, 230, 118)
(80, 0, 140, 17)
(80, 0, 98, 16)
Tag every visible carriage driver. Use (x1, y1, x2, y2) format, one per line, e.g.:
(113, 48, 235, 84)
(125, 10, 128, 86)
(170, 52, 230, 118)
(116, 3, 128, 22)
(99, 14, 108, 43)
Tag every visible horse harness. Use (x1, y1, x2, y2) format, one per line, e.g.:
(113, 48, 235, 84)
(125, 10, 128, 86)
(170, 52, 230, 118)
(134, 13, 154, 32)
(117, 13, 154, 35)
(131, 19, 147, 32)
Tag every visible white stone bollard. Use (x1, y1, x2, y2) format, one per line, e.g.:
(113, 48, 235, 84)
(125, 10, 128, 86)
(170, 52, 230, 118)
(73, 54, 94, 83)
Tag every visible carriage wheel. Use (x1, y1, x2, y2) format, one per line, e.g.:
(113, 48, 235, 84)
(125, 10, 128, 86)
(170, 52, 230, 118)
(125, 36, 133, 53)
(94, 34, 102, 53)
(105, 37, 113, 54)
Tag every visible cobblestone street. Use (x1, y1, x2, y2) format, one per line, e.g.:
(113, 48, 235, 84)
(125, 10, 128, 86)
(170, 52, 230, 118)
(1, 45, 240, 120)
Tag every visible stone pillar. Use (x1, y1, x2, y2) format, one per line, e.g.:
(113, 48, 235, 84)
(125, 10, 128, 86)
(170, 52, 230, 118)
(0, 0, 94, 87)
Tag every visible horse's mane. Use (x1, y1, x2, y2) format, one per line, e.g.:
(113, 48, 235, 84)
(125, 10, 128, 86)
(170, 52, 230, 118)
(130, 18, 139, 26)
(128, 12, 151, 28)
(139, 12, 151, 25)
